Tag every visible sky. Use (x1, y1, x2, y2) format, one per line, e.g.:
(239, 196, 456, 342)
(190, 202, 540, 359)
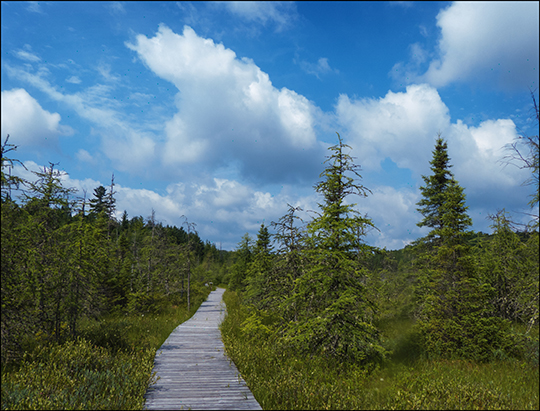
(1, 1, 539, 251)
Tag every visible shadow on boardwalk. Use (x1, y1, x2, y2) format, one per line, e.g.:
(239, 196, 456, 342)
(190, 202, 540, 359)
(144, 287, 262, 410)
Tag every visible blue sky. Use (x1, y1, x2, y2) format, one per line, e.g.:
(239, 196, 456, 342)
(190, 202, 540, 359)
(1, 1, 539, 250)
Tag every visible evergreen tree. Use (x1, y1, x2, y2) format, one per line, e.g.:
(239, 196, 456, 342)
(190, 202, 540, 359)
(480, 211, 539, 328)
(1, 135, 31, 361)
(268, 205, 306, 316)
(416, 134, 454, 246)
(245, 223, 274, 306)
(227, 233, 254, 292)
(255, 222, 271, 253)
(107, 174, 117, 221)
(89, 186, 108, 216)
(280, 133, 384, 364)
(415, 138, 512, 361)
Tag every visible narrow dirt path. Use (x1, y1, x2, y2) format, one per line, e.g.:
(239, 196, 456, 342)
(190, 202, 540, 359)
(144, 287, 262, 410)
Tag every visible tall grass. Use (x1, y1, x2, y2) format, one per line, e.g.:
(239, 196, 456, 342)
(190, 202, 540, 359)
(221, 290, 539, 410)
(1, 285, 212, 410)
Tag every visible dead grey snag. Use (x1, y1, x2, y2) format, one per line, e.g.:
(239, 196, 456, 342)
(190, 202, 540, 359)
(144, 288, 262, 410)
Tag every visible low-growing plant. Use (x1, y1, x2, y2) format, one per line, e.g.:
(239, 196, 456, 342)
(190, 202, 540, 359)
(2, 338, 156, 410)
(1, 283, 212, 410)
(221, 289, 539, 410)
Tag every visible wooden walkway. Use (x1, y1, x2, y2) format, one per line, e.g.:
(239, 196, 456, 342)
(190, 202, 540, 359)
(144, 287, 262, 410)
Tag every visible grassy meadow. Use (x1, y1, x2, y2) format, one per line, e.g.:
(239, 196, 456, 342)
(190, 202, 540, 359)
(221, 290, 539, 410)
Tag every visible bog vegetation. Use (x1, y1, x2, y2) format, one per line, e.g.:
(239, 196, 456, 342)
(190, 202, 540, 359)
(220, 98, 539, 409)
(1, 95, 539, 409)
(1, 135, 231, 409)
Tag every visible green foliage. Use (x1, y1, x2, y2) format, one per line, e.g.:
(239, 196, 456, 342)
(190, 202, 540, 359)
(413, 135, 519, 362)
(1, 153, 224, 363)
(416, 134, 454, 245)
(221, 290, 539, 410)
(1, 134, 228, 411)
(245, 223, 275, 305)
(226, 233, 254, 291)
(478, 211, 539, 328)
(2, 284, 212, 410)
(1, 338, 155, 410)
(275, 133, 384, 363)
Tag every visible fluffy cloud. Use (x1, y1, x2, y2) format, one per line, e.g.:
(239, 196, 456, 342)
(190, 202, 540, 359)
(113, 177, 305, 249)
(336, 84, 450, 175)
(336, 83, 531, 233)
(361, 185, 426, 250)
(1, 88, 73, 148)
(126, 24, 324, 184)
(4, 65, 157, 174)
(393, 2, 539, 90)
(446, 118, 529, 210)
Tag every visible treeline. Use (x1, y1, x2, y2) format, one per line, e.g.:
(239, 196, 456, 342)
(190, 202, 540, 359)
(225, 117, 538, 365)
(1, 136, 229, 365)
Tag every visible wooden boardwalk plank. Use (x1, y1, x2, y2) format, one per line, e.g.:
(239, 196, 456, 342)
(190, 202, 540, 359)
(144, 288, 262, 410)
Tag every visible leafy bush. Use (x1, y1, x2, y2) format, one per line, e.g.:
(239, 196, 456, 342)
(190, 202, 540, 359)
(126, 292, 168, 314)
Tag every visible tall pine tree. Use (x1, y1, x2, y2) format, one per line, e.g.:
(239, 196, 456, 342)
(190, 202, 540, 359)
(245, 223, 273, 306)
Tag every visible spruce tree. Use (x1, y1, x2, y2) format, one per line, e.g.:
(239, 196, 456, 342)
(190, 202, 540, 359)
(227, 233, 253, 291)
(416, 134, 454, 246)
(269, 205, 306, 316)
(89, 186, 108, 217)
(245, 223, 273, 306)
(416, 137, 511, 361)
(281, 133, 385, 364)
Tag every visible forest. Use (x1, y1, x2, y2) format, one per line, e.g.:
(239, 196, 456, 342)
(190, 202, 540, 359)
(1, 96, 539, 409)
(1, 134, 234, 409)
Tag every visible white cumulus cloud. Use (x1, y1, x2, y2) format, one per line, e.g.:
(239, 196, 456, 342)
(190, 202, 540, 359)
(393, 1, 539, 90)
(336, 83, 531, 232)
(126, 24, 324, 184)
(1, 88, 73, 148)
(336, 83, 450, 174)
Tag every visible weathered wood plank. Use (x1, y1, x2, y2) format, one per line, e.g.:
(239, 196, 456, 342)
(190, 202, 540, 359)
(144, 287, 262, 410)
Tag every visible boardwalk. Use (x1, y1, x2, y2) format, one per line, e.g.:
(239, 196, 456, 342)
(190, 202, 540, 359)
(144, 287, 262, 410)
